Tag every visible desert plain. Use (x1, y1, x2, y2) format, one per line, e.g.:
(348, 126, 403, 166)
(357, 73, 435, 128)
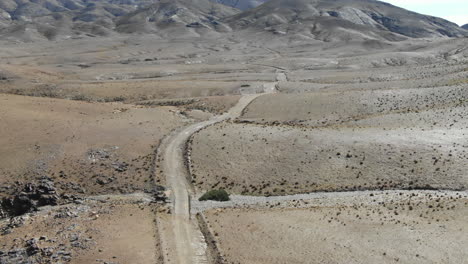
(1, 0, 468, 263)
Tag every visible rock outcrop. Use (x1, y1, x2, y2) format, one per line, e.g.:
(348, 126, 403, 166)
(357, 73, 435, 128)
(1, 177, 60, 217)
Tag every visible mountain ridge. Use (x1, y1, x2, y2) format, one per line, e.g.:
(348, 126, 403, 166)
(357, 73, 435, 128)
(0, 0, 466, 42)
(212, 0, 268, 10)
(226, 0, 466, 39)
(115, 0, 239, 37)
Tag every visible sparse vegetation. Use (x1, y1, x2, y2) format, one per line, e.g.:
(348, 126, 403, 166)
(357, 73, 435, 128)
(71, 94, 92, 101)
(199, 189, 230, 201)
(1, 2, 467, 262)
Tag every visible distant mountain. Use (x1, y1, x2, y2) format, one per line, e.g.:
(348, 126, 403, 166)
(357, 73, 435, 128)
(226, 0, 467, 40)
(0, 0, 153, 41)
(462, 24, 468, 30)
(0, 0, 466, 42)
(0, 0, 152, 21)
(116, 0, 239, 37)
(212, 0, 269, 10)
(0, 0, 237, 40)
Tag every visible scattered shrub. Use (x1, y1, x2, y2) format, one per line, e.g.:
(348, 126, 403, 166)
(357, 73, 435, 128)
(104, 96, 126, 102)
(71, 94, 91, 101)
(199, 189, 230, 202)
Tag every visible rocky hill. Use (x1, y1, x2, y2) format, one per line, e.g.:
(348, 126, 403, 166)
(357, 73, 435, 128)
(0, 0, 153, 41)
(462, 24, 468, 30)
(0, 0, 238, 41)
(116, 0, 239, 37)
(226, 0, 467, 40)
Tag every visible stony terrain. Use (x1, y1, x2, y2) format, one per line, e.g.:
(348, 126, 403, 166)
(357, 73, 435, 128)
(0, 0, 467, 263)
(1, 194, 164, 264)
(204, 191, 468, 264)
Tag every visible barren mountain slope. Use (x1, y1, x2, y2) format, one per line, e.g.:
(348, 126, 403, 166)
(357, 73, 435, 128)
(226, 0, 467, 40)
(115, 0, 240, 37)
(0, 0, 150, 41)
(0, 0, 239, 41)
(1, 0, 466, 42)
(212, 0, 269, 10)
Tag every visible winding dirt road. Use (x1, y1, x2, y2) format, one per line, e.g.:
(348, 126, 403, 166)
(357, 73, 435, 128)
(161, 85, 276, 263)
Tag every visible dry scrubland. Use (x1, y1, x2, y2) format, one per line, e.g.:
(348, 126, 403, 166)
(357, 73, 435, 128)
(242, 85, 468, 127)
(0, 36, 282, 263)
(190, 83, 468, 195)
(190, 122, 468, 195)
(0, 33, 467, 263)
(204, 192, 468, 264)
(0, 37, 275, 103)
(0, 93, 186, 196)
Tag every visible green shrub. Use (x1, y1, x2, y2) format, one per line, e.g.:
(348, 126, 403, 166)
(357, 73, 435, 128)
(199, 189, 230, 202)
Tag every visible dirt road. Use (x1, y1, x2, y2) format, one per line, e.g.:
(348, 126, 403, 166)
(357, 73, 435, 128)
(160, 91, 272, 264)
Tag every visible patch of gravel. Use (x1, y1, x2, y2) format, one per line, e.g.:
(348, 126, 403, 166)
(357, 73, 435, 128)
(191, 190, 468, 213)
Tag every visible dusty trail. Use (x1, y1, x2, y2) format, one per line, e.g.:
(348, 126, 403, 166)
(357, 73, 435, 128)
(160, 81, 278, 263)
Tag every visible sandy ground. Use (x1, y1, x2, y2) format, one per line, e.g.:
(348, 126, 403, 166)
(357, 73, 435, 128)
(0, 94, 186, 196)
(204, 191, 468, 264)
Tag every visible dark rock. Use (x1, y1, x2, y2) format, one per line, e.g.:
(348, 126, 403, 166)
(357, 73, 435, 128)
(186, 22, 203, 28)
(111, 162, 128, 172)
(38, 194, 59, 207)
(149, 185, 167, 203)
(9, 193, 36, 216)
(96, 177, 111, 185)
(1, 178, 60, 218)
(25, 238, 39, 256)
